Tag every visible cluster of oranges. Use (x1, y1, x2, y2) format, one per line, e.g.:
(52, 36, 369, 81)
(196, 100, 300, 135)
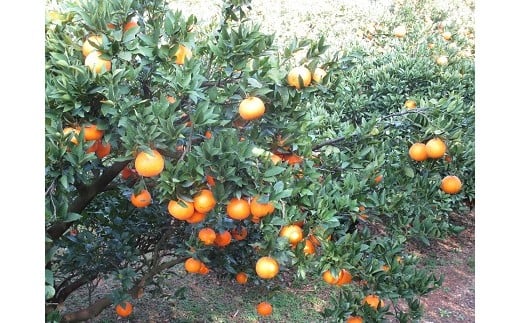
(408, 137, 462, 194)
(63, 124, 111, 159)
(82, 35, 111, 73)
(287, 66, 327, 89)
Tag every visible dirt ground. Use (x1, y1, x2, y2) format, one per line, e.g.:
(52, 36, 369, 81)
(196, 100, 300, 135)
(416, 209, 475, 322)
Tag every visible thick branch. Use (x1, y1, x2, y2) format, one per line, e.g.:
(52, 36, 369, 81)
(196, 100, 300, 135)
(46, 160, 131, 241)
(312, 136, 345, 151)
(60, 257, 186, 322)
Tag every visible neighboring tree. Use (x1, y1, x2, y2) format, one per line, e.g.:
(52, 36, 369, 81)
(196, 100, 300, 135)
(45, 0, 474, 322)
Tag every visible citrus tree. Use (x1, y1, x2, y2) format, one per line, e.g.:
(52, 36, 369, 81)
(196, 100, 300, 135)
(45, 0, 474, 321)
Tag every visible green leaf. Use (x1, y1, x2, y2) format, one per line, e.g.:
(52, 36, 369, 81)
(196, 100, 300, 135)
(404, 167, 415, 178)
(64, 212, 82, 222)
(264, 166, 285, 177)
(45, 285, 56, 300)
(247, 77, 262, 88)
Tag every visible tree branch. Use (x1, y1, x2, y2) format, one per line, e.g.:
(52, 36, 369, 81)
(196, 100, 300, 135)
(46, 160, 131, 241)
(60, 257, 186, 322)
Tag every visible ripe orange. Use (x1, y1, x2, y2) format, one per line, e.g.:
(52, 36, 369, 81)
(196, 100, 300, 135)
(374, 174, 383, 184)
(287, 66, 312, 89)
(166, 95, 177, 104)
(442, 31, 452, 40)
(205, 130, 212, 139)
(184, 257, 202, 273)
(82, 124, 104, 141)
(312, 67, 327, 83)
(115, 301, 133, 318)
(135, 149, 165, 177)
(363, 294, 384, 309)
(214, 230, 232, 247)
(346, 316, 363, 323)
(322, 270, 340, 284)
(239, 96, 265, 120)
(393, 25, 407, 38)
(63, 127, 80, 145)
(231, 227, 248, 240)
(86, 140, 99, 153)
(255, 256, 279, 279)
(270, 153, 283, 164)
(235, 272, 248, 284)
(185, 211, 206, 224)
(193, 189, 217, 213)
(436, 55, 448, 66)
(404, 99, 417, 109)
(82, 35, 103, 57)
(256, 301, 273, 317)
(279, 225, 304, 245)
(198, 227, 216, 245)
(408, 142, 428, 161)
(123, 20, 138, 32)
(381, 264, 390, 272)
(130, 189, 152, 208)
(425, 137, 447, 159)
(168, 200, 195, 220)
(206, 174, 216, 187)
(335, 269, 353, 286)
(250, 196, 275, 218)
(226, 198, 251, 220)
(303, 239, 316, 255)
(85, 51, 111, 73)
(95, 141, 111, 158)
(121, 167, 135, 179)
(174, 44, 192, 65)
(198, 262, 210, 275)
(284, 154, 303, 165)
(440, 175, 462, 194)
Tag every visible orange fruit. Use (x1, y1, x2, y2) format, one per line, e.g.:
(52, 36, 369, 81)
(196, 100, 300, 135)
(198, 227, 217, 245)
(255, 256, 279, 279)
(166, 95, 176, 104)
(193, 189, 217, 213)
(174, 44, 192, 65)
(198, 262, 210, 275)
(214, 230, 232, 247)
(303, 239, 316, 255)
(408, 143, 428, 161)
(184, 257, 202, 273)
(231, 227, 248, 240)
(393, 25, 407, 38)
(250, 196, 275, 218)
(308, 234, 320, 247)
(239, 96, 265, 120)
(256, 301, 273, 317)
(312, 67, 327, 83)
(82, 124, 104, 141)
(130, 189, 152, 208)
(63, 127, 80, 145)
(205, 130, 212, 139)
(404, 99, 417, 109)
(381, 265, 390, 272)
(235, 272, 248, 284)
(363, 294, 384, 309)
(123, 20, 138, 32)
(425, 137, 447, 159)
(270, 153, 283, 164)
(346, 316, 363, 323)
(106, 23, 116, 30)
(287, 66, 312, 89)
(168, 200, 195, 220)
(85, 50, 111, 73)
(185, 211, 206, 224)
(82, 35, 103, 57)
(206, 174, 216, 187)
(86, 140, 99, 153)
(279, 225, 304, 245)
(358, 205, 366, 212)
(335, 269, 353, 286)
(135, 149, 165, 177)
(436, 55, 448, 66)
(442, 31, 452, 40)
(95, 141, 111, 158)
(374, 174, 383, 184)
(284, 154, 303, 165)
(226, 198, 251, 220)
(121, 167, 135, 179)
(322, 270, 340, 284)
(115, 301, 133, 318)
(440, 175, 462, 194)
